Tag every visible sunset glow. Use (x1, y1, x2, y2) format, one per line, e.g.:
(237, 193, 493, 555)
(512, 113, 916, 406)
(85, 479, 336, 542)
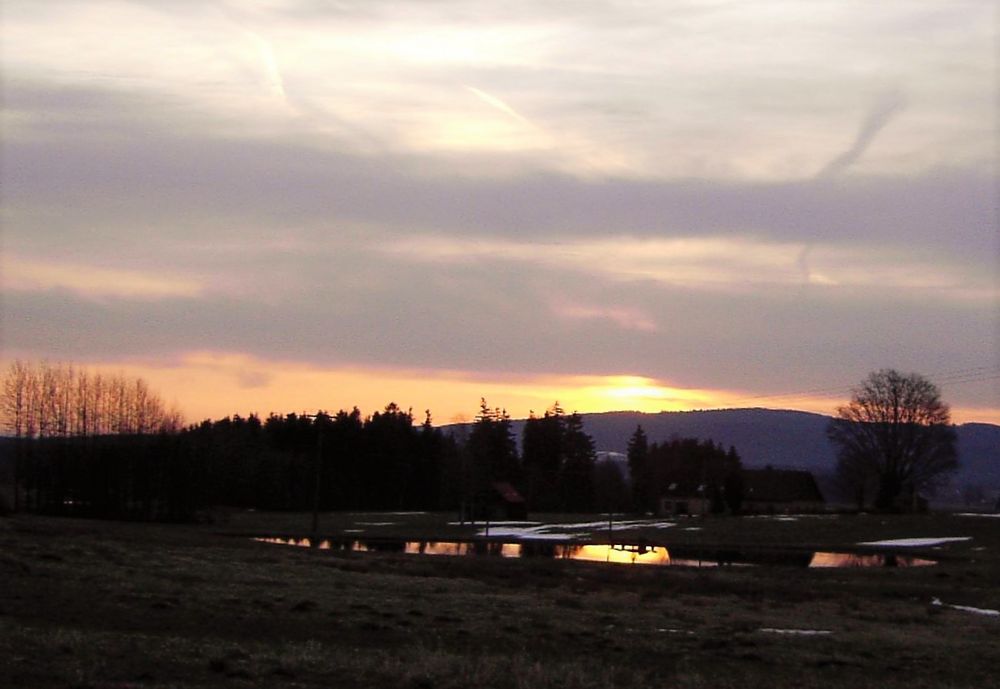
(3, 352, 993, 427)
(2, 1, 996, 428)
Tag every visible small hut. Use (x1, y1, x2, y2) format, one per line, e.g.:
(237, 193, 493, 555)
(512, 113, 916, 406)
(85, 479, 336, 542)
(489, 482, 528, 520)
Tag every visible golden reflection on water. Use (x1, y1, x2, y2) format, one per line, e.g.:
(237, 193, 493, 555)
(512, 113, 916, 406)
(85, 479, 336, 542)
(560, 544, 671, 565)
(809, 552, 936, 567)
(253, 538, 936, 568)
(404, 541, 522, 557)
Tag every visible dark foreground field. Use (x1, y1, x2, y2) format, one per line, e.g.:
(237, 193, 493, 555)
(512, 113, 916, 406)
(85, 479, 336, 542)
(2, 512, 999, 689)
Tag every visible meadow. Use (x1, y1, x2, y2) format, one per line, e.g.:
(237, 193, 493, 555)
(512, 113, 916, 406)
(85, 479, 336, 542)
(2, 510, 998, 688)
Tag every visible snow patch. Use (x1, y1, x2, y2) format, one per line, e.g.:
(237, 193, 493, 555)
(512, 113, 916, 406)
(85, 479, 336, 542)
(858, 537, 971, 547)
(955, 513, 1000, 519)
(447, 521, 542, 527)
(473, 519, 676, 539)
(931, 598, 1000, 617)
(481, 528, 587, 540)
(759, 628, 832, 635)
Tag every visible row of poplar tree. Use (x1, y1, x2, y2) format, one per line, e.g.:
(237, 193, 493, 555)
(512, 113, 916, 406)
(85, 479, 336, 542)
(2, 361, 183, 438)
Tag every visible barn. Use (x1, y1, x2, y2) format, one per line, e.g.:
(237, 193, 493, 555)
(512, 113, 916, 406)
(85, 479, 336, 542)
(741, 467, 825, 514)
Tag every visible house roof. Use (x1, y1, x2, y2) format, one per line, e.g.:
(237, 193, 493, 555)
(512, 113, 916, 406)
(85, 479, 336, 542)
(492, 481, 526, 504)
(661, 480, 707, 498)
(743, 468, 824, 503)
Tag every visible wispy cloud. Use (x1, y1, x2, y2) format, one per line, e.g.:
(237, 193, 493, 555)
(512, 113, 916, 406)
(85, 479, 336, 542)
(816, 90, 907, 178)
(246, 31, 286, 101)
(1, 1, 996, 421)
(464, 85, 533, 126)
(4, 256, 203, 301)
(380, 234, 990, 300)
(551, 301, 659, 332)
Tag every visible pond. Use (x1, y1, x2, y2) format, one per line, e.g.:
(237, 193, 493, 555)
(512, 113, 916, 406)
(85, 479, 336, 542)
(252, 537, 937, 568)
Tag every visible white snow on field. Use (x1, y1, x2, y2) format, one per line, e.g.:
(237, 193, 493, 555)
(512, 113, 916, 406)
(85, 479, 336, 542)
(483, 528, 588, 540)
(932, 598, 1000, 617)
(745, 514, 835, 520)
(858, 537, 971, 547)
(447, 521, 542, 527)
(955, 513, 1000, 519)
(759, 628, 832, 635)
(471, 519, 676, 539)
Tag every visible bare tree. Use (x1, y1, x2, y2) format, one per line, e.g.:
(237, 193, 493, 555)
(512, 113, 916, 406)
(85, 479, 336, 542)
(827, 369, 957, 510)
(1, 361, 182, 439)
(2, 360, 31, 439)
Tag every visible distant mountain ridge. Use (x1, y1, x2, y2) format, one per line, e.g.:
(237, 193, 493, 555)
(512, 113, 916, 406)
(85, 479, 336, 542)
(486, 408, 999, 492)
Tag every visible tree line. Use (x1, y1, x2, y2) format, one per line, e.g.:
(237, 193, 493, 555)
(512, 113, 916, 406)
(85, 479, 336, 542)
(0, 361, 740, 521)
(4, 362, 956, 519)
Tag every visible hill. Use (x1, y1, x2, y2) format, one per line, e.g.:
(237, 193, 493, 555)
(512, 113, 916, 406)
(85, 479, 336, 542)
(474, 408, 999, 502)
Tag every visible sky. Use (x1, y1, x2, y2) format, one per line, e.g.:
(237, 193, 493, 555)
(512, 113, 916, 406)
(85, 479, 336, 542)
(2, 0, 998, 425)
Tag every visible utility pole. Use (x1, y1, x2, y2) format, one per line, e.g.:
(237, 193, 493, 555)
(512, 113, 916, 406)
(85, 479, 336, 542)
(304, 412, 328, 538)
(311, 420, 323, 535)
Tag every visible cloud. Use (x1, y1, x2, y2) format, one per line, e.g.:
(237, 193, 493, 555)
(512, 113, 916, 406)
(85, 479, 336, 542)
(551, 301, 659, 332)
(464, 85, 533, 125)
(380, 234, 991, 299)
(1, 1, 996, 421)
(3, 256, 203, 300)
(816, 90, 907, 178)
(246, 31, 286, 100)
(237, 368, 273, 389)
(3, 247, 994, 397)
(2, 82, 992, 260)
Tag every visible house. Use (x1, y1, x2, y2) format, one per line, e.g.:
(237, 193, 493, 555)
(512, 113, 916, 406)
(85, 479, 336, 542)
(657, 468, 825, 515)
(487, 481, 528, 520)
(658, 480, 717, 516)
(741, 467, 825, 514)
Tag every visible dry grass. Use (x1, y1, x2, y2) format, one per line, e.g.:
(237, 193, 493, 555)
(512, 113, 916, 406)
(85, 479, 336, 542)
(1, 513, 998, 688)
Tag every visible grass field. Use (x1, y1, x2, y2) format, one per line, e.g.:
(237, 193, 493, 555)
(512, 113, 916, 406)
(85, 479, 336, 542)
(2, 511, 998, 688)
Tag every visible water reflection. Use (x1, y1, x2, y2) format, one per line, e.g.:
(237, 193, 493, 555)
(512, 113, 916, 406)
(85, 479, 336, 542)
(809, 551, 936, 568)
(556, 544, 671, 565)
(253, 537, 935, 568)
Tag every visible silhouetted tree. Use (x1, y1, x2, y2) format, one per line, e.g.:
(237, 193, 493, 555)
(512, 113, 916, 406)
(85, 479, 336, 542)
(364, 403, 418, 509)
(521, 403, 565, 511)
(467, 399, 519, 517)
(626, 425, 650, 512)
(827, 369, 957, 510)
(560, 412, 596, 511)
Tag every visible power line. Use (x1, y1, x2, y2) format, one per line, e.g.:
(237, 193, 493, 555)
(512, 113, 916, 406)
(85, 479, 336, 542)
(729, 365, 1000, 406)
